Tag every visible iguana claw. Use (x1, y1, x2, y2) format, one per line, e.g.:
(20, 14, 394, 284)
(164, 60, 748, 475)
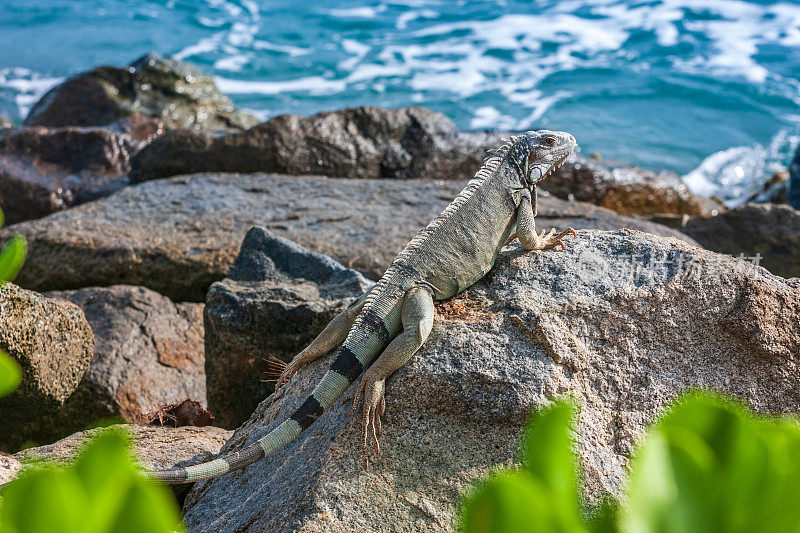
(352, 370, 386, 468)
(536, 227, 576, 250)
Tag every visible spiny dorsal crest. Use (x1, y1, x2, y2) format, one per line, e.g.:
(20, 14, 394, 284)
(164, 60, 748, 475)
(356, 135, 525, 315)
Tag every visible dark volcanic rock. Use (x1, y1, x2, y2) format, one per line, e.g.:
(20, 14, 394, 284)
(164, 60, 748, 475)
(0, 155, 77, 224)
(745, 170, 789, 205)
(0, 283, 94, 452)
(131, 106, 494, 182)
(44, 286, 206, 431)
(790, 146, 800, 209)
(545, 157, 724, 217)
(25, 53, 256, 131)
(130, 106, 715, 218)
(183, 230, 800, 532)
(0, 118, 165, 224)
(0, 173, 696, 301)
(206, 227, 372, 428)
(0, 125, 137, 174)
(684, 203, 800, 278)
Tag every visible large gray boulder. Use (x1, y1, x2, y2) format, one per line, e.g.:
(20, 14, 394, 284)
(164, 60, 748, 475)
(40, 285, 206, 438)
(684, 203, 800, 278)
(25, 53, 256, 131)
(0, 173, 695, 301)
(0, 283, 94, 451)
(206, 227, 372, 428)
(0, 118, 165, 223)
(183, 230, 799, 532)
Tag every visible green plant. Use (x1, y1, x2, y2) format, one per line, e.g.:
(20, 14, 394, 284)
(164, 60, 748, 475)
(0, 429, 185, 533)
(0, 208, 26, 397)
(459, 391, 800, 533)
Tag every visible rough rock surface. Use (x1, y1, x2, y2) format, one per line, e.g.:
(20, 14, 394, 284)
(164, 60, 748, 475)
(41, 285, 206, 436)
(0, 455, 21, 485)
(13, 424, 232, 498)
(0, 118, 165, 223)
(24, 53, 256, 131)
(545, 157, 724, 217)
(206, 227, 372, 428)
(684, 203, 800, 278)
(183, 230, 800, 532)
(130, 106, 495, 182)
(1, 173, 695, 301)
(0, 283, 94, 451)
(14, 424, 231, 471)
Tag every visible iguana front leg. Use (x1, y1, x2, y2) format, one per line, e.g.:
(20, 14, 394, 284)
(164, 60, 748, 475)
(352, 286, 434, 465)
(508, 187, 576, 250)
(275, 289, 370, 389)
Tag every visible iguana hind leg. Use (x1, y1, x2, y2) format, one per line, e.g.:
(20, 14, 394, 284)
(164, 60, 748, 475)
(275, 289, 370, 390)
(352, 285, 434, 466)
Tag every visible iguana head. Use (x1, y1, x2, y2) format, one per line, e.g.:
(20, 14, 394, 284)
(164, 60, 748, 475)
(508, 129, 577, 186)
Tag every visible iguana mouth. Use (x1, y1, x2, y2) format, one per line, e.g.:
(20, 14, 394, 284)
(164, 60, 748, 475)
(541, 153, 570, 180)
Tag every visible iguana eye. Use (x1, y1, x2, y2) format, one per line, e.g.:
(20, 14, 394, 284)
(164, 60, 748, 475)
(542, 136, 557, 147)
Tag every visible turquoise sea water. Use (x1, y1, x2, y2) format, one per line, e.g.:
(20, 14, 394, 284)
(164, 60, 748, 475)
(1, 0, 799, 202)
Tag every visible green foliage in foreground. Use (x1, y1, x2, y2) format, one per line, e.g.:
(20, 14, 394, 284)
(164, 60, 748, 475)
(0, 429, 185, 533)
(0, 207, 184, 533)
(0, 207, 25, 397)
(460, 391, 800, 533)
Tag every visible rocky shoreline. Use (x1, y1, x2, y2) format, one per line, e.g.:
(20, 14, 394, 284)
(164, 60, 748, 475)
(1, 54, 799, 532)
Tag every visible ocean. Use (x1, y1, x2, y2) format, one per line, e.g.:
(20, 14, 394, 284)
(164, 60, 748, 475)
(1, 0, 799, 203)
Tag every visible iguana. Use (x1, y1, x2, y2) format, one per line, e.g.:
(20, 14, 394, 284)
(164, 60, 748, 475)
(153, 129, 577, 484)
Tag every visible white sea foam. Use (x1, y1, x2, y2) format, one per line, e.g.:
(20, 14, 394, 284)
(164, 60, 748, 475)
(253, 40, 309, 56)
(170, 0, 800, 132)
(328, 6, 384, 18)
(0, 68, 62, 118)
(214, 54, 250, 71)
(395, 9, 438, 30)
(683, 129, 800, 204)
(470, 106, 516, 130)
(214, 76, 347, 95)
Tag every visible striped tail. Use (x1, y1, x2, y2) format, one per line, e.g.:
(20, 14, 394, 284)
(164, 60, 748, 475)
(152, 314, 393, 484)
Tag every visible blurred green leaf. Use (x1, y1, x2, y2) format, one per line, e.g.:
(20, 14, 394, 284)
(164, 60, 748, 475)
(0, 468, 87, 533)
(0, 235, 26, 284)
(523, 399, 581, 516)
(0, 349, 21, 397)
(0, 428, 185, 533)
(460, 399, 588, 533)
(461, 391, 800, 533)
(461, 471, 556, 533)
(622, 391, 800, 533)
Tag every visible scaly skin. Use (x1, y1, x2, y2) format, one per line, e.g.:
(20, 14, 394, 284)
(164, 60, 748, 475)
(151, 130, 577, 484)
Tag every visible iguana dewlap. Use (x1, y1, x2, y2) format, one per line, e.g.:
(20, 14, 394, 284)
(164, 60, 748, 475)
(153, 130, 577, 484)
